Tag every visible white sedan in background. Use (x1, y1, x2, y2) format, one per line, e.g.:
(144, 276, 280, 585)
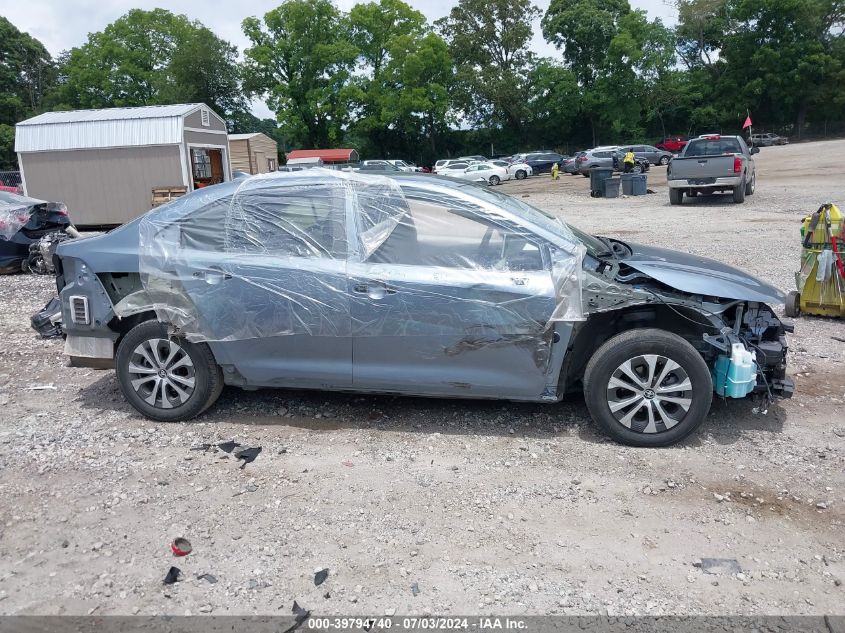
(491, 159, 533, 180)
(454, 162, 510, 185)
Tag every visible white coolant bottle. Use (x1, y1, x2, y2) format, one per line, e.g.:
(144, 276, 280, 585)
(726, 343, 756, 397)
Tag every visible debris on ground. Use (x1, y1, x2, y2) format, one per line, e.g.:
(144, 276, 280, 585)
(170, 537, 192, 556)
(27, 384, 56, 391)
(411, 582, 420, 596)
(282, 601, 310, 633)
(694, 558, 742, 575)
(30, 296, 63, 338)
(217, 441, 241, 453)
(314, 568, 329, 586)
(197, 573, 218, 584)
(234, 446, 262, 469)
(189, 443, 212, 452)
(162, 566, 181, 585)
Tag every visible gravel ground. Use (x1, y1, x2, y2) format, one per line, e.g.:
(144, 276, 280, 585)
(0, 140, 843, 617)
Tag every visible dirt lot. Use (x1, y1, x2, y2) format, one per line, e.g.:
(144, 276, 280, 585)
(0, 140, 843, 617)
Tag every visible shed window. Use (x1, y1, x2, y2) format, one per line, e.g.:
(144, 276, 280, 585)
(200, 108, 210, 126)
(267, 157, 277, 171)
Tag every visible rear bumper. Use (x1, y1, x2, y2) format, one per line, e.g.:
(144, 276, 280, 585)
(668, 176, 742, 189)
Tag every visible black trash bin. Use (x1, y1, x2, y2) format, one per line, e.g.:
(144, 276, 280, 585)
(590, 168, 614, 197)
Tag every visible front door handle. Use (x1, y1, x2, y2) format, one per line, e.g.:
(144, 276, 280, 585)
(353, 281, 397, 299)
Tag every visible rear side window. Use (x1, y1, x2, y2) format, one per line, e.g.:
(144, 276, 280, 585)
(685, 139, 743, 156)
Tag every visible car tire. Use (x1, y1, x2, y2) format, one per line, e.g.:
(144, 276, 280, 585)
(116, 320, 224, 422)
(489, 175, 500, 185)
(733, 176, 746, 203)
(745, 171, 755, 196)
(659, 156, 670, 166)
(583, 328, 713, 447)
(581, 173, 590, 178)
(784, 291, 800, 317)
(669, 188, 683, 205)
(515, 169, 527, 180)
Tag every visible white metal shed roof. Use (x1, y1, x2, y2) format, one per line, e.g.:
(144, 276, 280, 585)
(228, 133, 262, 141)
(15, 103, 221, 152)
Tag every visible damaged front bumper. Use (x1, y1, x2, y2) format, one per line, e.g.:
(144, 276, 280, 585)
(703, 302, 794, 405)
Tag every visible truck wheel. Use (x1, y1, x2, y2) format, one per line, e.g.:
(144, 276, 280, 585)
(583, 329, 713, 447)
(669, 188, 683, 205)
(784, 291, 800, 317)
(116, 320, 224, 422)
(733, 176, 747, 203)
(745, 171, 755, 196)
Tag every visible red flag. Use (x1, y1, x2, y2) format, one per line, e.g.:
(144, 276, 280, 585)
(742, 115, 752, 129)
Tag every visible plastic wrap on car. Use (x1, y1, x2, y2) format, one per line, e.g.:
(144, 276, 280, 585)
(0, 191, 66, 240)
(138, 169, 585, 342)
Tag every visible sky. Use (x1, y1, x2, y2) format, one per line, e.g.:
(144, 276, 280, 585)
(1, 0, 678, 119)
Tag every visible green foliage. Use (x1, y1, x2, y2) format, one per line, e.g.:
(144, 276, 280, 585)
(0, 16, 56, 169)
(53, 9, 246, 121)
(242, 0, 360, 148)
(435, 0, 541, 132)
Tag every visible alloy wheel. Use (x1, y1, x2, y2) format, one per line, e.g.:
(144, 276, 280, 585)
(606, 354, 692, 434)
(128, 338, 196, 409)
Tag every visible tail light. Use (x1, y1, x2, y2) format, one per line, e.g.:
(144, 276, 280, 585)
(733, 156, 742, 173)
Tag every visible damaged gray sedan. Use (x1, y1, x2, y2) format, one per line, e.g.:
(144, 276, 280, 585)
(54, 171, 792, 446)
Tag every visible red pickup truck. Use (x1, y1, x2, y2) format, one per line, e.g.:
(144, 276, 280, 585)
(655, 137, 689, 153)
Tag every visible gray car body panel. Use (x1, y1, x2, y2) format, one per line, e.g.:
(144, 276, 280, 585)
(621, 243, 784, 304)
(56, 175, 785, 402)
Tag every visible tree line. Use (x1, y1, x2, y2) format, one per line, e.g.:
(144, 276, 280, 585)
(2, 0, 844, 170)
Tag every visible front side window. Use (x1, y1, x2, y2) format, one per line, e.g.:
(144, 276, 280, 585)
(364, 187, 546, 272)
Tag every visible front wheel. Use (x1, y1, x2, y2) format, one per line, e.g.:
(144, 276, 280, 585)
(583, 329, 713, 447)
(784, 291, 800, 317)
(659, 156, 669, 166)
(488, 175, 500, 185)
(116, 320, 224, 422)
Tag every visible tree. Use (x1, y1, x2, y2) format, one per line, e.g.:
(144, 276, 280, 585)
(436, 0, 541, 133)
(53, 9, 246, 121)
(0, 17, 56, 169)
(242, 0, 360, 148)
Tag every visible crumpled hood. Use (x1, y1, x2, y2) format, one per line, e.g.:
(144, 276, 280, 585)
(621, 243, 784, 304)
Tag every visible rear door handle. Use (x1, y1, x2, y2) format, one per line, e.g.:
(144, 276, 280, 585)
(353, 281, 397, 299)
(194, 268, 232, 284)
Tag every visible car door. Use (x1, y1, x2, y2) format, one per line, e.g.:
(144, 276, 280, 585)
(157, 177, 353, 388)
(347, 183, 565, 400)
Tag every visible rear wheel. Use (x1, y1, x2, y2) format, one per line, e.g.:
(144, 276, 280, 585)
(488, 175, 500, 185)
(669, 188, 683, 205)
(116, 320, 223, 422)
(583, 329, 713, 447)
(659, 156, 670, 166)
(733, 176, 747, 203)
(745, 171, 755, 196)
(784, 291, 800, 317)
(515, 169, 527, 180)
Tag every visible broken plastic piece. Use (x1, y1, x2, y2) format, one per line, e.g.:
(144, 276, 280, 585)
(217, 441, 241, 453)
(282, 601, 311, 633)
(314, 568, 329, 586)
(31, 297, 63, 338)
(197, 573, 218, 584)
(235, 446, 262, 469)
(411, 582, 420, 596)
(163, 566, 181, 585)
(696, 558, 742, 575)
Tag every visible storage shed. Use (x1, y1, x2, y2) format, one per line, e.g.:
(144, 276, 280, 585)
(228, 133, 278, 175)
(15, 103, 231, 226)
(286, 148, 359, 165)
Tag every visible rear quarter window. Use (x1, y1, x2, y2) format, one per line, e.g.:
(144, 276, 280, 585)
(685, 139, 743, 156)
